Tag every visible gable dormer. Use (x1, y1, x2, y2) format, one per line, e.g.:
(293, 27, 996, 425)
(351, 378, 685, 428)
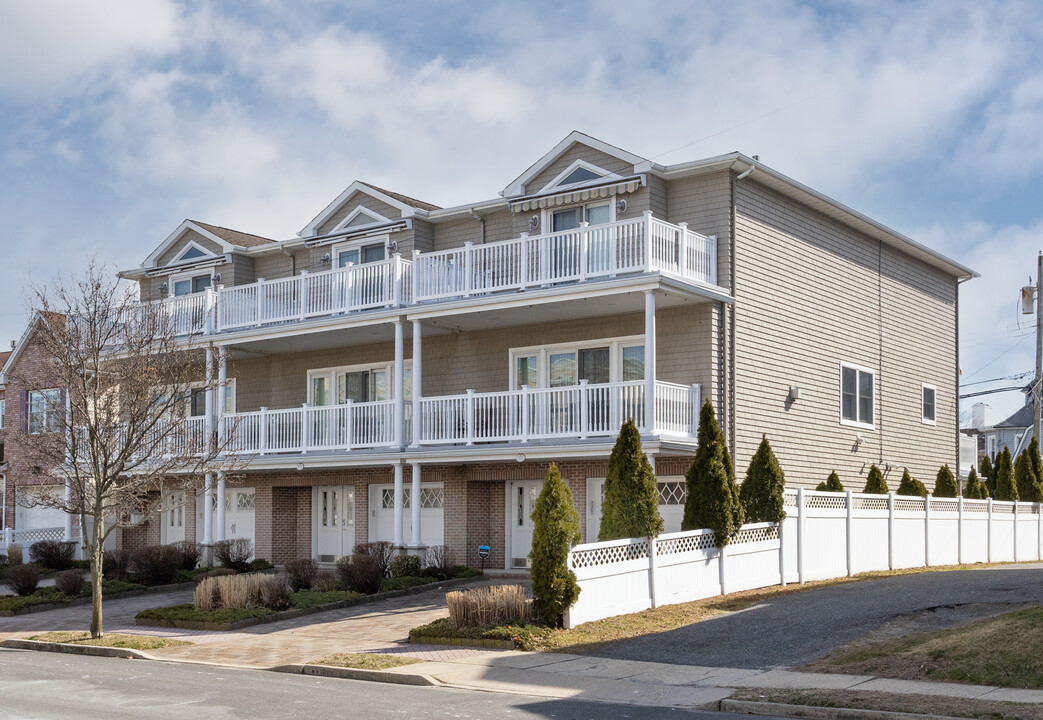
(502, 131, 647, 198)
(299, 181, 440, 238)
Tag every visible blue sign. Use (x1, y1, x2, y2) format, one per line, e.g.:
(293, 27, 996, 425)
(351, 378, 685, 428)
(478, 545, 491, 559)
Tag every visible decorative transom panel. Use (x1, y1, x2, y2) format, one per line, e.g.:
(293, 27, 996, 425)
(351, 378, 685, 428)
(853, 497, 888, 511)
(570, 540, 649, 569)
(657, 481, 686, 506)
(420, 487, 444, 509)
(807, 495, 846, 510)
(657, 532, 716, 556)
(382, 488, 412, 509)
(733, 524, 779, 545)
(237, 492, 255, 510)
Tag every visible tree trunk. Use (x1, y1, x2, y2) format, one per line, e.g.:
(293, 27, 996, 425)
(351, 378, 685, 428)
(90, 512, 104, 639)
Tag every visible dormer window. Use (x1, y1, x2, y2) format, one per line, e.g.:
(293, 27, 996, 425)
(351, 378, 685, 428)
(559, 166, 602, 187)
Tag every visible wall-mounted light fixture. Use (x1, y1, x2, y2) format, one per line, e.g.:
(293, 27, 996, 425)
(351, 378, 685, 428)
(788, 386, 801, 402)
(615, 198, 627, 213)
(321, 252, 332, 265)
(159, 282, 168, 294)
(213, 273, 222, 284)
(528, 215, 540, 230)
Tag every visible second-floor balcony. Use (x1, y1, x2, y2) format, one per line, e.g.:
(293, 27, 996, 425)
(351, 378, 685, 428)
(209, 380, 699, 457)
(141, 213, 718, 337)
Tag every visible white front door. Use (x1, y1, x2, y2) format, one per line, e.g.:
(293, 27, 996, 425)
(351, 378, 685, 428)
(161, 490, 186, 545)
(368, 483, 444, 547)
(508, 480, 543, 568)
(585, 476, 687, 543)
(196, 487, 256, 551)
(315, 486, 355, 562)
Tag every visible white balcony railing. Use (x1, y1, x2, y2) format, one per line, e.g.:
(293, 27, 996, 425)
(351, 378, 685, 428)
(216, 256, 412, 332)
(413, 213, 716, 303)
(416, 380, 700, 445)
(220, 400, 400, 454)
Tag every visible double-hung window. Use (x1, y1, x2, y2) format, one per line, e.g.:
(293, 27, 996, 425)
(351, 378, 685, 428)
(171, 273, 211, 296)
(840, 363, 874, 428)
(333, 239, 387, 269)
(921, 384, 936, 425)
(28, 389, 63, 434)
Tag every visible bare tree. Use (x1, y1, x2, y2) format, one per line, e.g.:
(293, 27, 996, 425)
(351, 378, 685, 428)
(9, 262, 240, 638)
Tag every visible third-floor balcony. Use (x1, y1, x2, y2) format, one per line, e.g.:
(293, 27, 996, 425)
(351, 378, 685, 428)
(144, 212, 718, 337)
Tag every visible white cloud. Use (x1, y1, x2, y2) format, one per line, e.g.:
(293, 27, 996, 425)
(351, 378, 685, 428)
(0, 0, 182, 95)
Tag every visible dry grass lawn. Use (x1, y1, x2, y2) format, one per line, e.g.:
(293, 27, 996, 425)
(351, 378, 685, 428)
(732, 688, 1041, 720)
(804, 606, 1043, 689)
(312, 653, 423, 671)
(28, 632, 190, 650)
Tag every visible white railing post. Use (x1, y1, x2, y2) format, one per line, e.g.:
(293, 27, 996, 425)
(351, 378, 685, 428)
(301, 403, 309, 452)
(1038, 502, 1042, 561)
(958, 495, 964, 565)
(345, 399, 354, 449)
(539, 232, 550, 286)
(412, 249, 421, 304)
(987, 497, 994, 563)
(643, 210, 654, 271)
(255, 278, 265, 326)
(796, 487, 805, 584)
(392, 253, 403, 306)
(718, 542, 727, 595)
(678, 222, 689, 278)
(578, 221, 589, 282)
(205, 287, 217, 335)
(394, 319, 405, 448)
(299, 271, 309, 321)
(579, 379, 589, 440)
(521, 385, 530, 443)
(519, 233, 529, 288)
(464, 242, 474, 297)
(845, 489, 853, 577)
(465, 389, 475, 446)
(648, 536, 659, 609)
(643, 289, 656, 435)
(707, 235, 718, 285)
(924, 494, 932, 567)
(259, 407, 268, 455)
(690, 384, 700, 437)
(887, 491, 895, 570)
(411, 319, 422, 448)
(214, 285, 225, 332)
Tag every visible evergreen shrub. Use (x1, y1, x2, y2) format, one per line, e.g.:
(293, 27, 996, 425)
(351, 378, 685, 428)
(530, 463, 581, 627)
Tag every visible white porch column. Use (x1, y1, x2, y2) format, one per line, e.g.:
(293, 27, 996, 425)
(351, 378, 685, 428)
(393, 464, 404, 547)
(410, 463, 422, 546)
(394, 319, 405, 448)
(644, 290, 657, 435)
(217, 347, 228, 445)
(63, 478, 73, 542)
(203, 472, 214, 547)
(216, 472, 226, 543)
(411, 319, 422, 447)
(205, 347, 215, 452)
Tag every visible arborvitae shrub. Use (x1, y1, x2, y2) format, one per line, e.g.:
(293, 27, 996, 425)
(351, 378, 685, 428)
(963, 467, 982, 498)
(1016, 439, 1043, 502)
(896, 469, 927, 497)
(682, 401, 744, 546)
(995, 446, 1018, 501)
(862, 464, 888, 494)
(530, 463, 581, 627)
(739, 436, 786, 523)
(599, 418, 663, 541)
(816, 471, 844, 492)
(933, 465, 959, 498)
(980, 454, 996, 497)
(1028, 438, 1043, 501)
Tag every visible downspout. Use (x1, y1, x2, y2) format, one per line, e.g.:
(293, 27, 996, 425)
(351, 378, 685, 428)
(469, 208, 485, 245)
(281, 247, 296, 275)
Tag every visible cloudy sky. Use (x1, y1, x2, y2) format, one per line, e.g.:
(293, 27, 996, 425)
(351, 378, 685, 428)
(1, 0, 1041, 423)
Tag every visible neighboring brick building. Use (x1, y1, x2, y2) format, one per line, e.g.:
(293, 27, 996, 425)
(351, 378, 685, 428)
(100, 131, 974, 569)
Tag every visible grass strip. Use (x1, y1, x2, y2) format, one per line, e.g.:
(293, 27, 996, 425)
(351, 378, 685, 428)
(27, 632, 190, 650)
(731, 688, 1041, 720)
(312, 653, 423, 671)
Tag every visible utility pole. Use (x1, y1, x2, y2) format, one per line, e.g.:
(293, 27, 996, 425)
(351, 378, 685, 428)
(1035, 253, 1042, 449)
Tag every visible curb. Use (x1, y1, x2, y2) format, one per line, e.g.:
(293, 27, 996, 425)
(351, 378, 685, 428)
(272, 663, 439, 687)
(409, 635, 515, 650)
(719, 699, 966, 720)
(135, 575, 483, 631)
(0, 638, 158, 661)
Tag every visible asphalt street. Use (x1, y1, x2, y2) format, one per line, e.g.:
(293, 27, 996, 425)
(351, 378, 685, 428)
(591, 564, 1043, 668)
(0, 649, 781, 720)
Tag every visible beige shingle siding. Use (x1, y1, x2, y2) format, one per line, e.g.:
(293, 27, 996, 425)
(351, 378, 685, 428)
(730, 178, 957, 490)
(522, 143, 635, 195)
(229, 255, 255, 286)
(412, 219, 435, 254)
(228, 305, 714, 412)
(317, 192, 402, 236)
(156, 229, 223, 266)
(665, 171, 733, 290)
(253, 252, 294, 282)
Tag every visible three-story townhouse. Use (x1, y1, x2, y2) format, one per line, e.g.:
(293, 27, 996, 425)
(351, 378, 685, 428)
(116, 131, 975, 570)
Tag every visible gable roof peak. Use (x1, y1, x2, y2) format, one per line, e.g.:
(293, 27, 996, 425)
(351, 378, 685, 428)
(502, 131, 647, 198)
(299, 180, 440, 238)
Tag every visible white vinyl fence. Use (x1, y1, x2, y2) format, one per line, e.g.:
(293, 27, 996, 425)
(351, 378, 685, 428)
(0, 526, 69, 557)
(565, 488, 1043, 628)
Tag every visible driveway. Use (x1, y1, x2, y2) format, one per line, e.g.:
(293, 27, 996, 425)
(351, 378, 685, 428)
(587, 564, 1043, 669)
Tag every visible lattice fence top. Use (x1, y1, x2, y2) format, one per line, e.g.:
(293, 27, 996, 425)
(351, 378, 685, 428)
(783, 493, 797, 507)
(1017, 502, 1040, 514)
(657, 531, 716, 556)
(805, 494, 847, 510)
(570, 539, 649, 569)
(733, 524, 780, 544)
(894, 498, 926, 512)
(852, 497, 888, 510)
(930, 499, 959, 513)
(963, 500, 989, 513)
(13, 527, 65, 544)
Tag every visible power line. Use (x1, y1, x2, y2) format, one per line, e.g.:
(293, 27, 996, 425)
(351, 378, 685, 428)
(960, 371, 1033, 388)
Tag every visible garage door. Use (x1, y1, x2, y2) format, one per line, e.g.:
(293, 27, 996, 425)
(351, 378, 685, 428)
(369, 483, 443, 547)
(15, 487, 68, 530)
